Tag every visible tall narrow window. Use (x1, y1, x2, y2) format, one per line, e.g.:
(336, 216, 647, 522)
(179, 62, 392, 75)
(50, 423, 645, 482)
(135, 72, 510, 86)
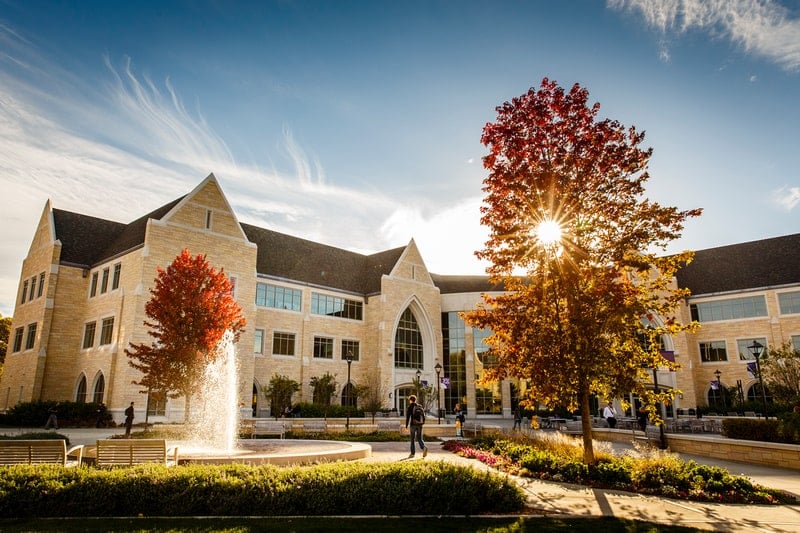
(100, 268, 110, 294)
(76, 375, 87, 403)
(21, 280, 28, 304)
(93, 374, 105, 404)
(25, 323, 37, 350)
(112, 263, 121, 290)
(254, 329, 264, 354)
(82, 322, 97, 349)
(37, 272, 45, 297)
(29, 276, 37, 301)
(206, 209, 213, 229)
(13, 327, 23, 352)
(90, 272, 98, 297)
(99, 317, 114, 345)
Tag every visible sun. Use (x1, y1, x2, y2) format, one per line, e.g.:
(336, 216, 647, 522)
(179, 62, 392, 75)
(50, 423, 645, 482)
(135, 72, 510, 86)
(535, 219, 562, 246)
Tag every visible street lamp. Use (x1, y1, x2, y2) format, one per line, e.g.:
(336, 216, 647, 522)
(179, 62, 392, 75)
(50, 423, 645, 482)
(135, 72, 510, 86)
(344, 350, 353, 431)
(714, 369, 722, 408)
(747, 340, 769, 420)
(434, 362, 442, 424)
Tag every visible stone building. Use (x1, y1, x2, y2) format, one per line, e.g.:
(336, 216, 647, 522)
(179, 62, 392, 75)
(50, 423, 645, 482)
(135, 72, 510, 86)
(2, 174, 799, 423)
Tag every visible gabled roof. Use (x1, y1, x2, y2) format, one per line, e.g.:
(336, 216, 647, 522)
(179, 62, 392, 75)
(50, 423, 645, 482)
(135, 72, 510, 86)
(241, 223, 404, 295)
(676, 233, 800, 296)
(52, 197, 184, 267)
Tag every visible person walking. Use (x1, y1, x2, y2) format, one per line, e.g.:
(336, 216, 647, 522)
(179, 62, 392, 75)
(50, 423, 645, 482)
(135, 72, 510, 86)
(44, 402, 59, 430)
(637, 406, 648, 432)
(603, 402, 617, 429)
(513, 406, 522, 430)
(454, 403, 466, 437)
(124, 402, 135, 438)
(404, 395, 428, 459)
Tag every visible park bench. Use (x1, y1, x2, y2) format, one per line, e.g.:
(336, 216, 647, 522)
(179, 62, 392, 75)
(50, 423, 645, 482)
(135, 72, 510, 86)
(0, 439, 84, 467)
(302, 420, 327, 433)
(561, 420, 583, 435)
(461, 421, 483, 437)
(95, 439, 178, 466)
(376, 420, 401, 432)
(252, 420, 288, 439)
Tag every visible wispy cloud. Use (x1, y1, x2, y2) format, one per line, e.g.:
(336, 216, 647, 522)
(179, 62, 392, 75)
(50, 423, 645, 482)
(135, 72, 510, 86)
(773, 186, 800, 210)
(0, 22, 487, 316)
(608, 0, 800, 71)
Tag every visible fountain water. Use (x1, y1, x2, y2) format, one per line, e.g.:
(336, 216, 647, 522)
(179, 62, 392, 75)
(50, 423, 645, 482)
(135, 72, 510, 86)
(175, 330, 370, 465)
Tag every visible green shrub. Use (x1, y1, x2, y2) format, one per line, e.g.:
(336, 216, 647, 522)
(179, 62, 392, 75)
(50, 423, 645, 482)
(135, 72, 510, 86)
(1, 401, 110, 428)
(722, 418, 785, 442)
(0, 462, 525, 518)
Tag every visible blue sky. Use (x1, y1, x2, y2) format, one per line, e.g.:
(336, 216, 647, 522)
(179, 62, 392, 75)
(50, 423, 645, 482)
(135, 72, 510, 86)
(1, 0, 799, 317)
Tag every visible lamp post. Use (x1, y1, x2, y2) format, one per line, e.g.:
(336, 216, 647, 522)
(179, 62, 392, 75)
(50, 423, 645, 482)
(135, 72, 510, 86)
(714, 369, 722, 408)
(344, 350, 353, 431)
(651, 367, 667, 449)
(434, 362, 442, 424)
(747, 340, 769, 420)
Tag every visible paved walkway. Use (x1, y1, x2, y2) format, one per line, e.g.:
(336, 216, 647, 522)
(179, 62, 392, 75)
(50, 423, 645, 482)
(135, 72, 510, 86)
(6, 426, 800, 532)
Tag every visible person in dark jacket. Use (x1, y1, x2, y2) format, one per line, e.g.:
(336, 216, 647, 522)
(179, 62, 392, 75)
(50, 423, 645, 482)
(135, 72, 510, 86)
(404, 395, 428, 459)
(124, 402, 135, 438)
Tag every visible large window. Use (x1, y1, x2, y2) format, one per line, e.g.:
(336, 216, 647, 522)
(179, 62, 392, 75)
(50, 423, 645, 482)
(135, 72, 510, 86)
(341, 339, 360, 361)
(82, 322, 96, 349)
(255, 282, 302, 311)
(778, 291, 800, 315)
(76, 375, 87, 403)
(93, 375, 105, 403)
(311, 293, 363, 320)
(699, 341, 727, 362)
(147, 390, 167, 416)
(690, 296, 767, 322)
(272, 332, 295, 356)
(395, 308, 423, 369)
(99, 317, 114, 345)
(737, 337, 767, 360)
(442, 312, 467, 414)
(25, 323, 37, 350)
(313, 336, 334, 359)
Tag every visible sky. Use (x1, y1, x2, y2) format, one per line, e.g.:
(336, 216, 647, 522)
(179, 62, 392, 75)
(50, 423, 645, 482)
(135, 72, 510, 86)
(1, 0, 799, 317)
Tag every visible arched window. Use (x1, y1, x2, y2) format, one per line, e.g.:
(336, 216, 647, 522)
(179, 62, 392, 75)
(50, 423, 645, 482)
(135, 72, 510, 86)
(341, 383, 357, 408)
(76, 375, 87, 403)
(92, 374, 105, 404)
(395, 308, 423, 369)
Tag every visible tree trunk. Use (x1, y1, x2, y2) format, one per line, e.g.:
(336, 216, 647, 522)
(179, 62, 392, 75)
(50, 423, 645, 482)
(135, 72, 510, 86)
(579, 387, 595, 464)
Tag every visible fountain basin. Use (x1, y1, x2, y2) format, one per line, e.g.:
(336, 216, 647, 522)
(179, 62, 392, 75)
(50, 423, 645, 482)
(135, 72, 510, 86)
(176, 439, 372, 466)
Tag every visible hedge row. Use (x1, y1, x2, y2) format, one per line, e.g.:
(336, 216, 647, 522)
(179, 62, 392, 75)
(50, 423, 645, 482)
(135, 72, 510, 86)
(0, 461, 525, 517)
(722, 413, 800, 444)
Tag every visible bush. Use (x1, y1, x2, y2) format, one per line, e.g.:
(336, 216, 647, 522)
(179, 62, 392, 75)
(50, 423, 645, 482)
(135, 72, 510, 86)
(294, 402, 364, 419)
(722, 418, 786, 442)
(0, 462, 525, 518)
(1, 401, 111, 428)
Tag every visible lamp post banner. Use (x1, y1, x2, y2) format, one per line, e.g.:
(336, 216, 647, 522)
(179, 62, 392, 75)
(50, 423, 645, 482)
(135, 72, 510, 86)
(441, 377, 450, 389)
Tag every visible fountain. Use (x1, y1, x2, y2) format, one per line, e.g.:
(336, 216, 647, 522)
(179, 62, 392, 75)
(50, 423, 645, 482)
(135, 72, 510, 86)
(176, 331, 370, 465)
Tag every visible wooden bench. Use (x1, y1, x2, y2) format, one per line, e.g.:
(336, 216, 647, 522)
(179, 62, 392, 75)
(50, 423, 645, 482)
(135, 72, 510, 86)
(302, 420, 327, 433)
(252, 420, 288, 439)
(0, 439, 84, 467)
(376, 420, 401, 432)
(95, 439, 178, 466)
(462, 421, 483, 437)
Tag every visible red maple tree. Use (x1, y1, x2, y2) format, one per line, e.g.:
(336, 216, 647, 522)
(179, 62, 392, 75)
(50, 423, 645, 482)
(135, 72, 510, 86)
(465, 78, 701, 463)
(126, 249, 246, 422)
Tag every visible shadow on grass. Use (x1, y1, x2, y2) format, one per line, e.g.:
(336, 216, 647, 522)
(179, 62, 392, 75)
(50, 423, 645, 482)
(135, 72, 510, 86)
(1, 516, 708, 532)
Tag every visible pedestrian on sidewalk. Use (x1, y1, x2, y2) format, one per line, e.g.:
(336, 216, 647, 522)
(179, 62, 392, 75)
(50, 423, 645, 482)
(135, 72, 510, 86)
(124, 402, 135, 438)
(44, 402, 59, 430)
(404, 395, 427, 458)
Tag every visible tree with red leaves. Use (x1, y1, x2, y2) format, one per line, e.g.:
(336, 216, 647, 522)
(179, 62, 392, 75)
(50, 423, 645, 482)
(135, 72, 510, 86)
(464, 78, 701, 464)
(126, 249, 246, 422)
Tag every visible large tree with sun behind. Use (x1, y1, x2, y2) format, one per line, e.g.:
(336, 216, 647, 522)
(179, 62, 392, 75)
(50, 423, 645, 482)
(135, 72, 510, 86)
(464, 78, 701, 463)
